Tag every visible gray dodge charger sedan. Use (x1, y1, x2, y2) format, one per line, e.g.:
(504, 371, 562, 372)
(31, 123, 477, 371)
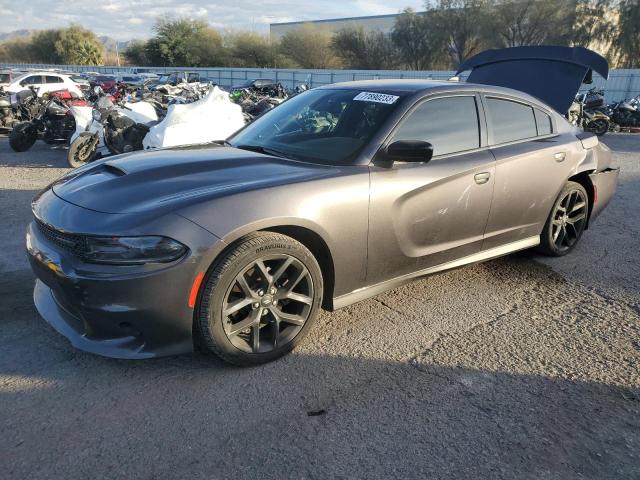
(27, 47, 619, 365)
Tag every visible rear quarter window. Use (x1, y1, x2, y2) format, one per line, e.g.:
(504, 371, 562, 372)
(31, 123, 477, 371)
(486, 97, 537, 144)
(534, 109, 553, 135)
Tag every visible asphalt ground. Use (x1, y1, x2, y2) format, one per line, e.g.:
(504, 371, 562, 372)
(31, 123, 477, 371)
(1, 134, 639, 479)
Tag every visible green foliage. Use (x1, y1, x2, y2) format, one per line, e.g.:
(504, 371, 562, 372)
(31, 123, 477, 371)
(279, 25, 339, 69)
(123, 40, 149, 66)
(54, 25, 104, 65)
(0, 26, 103, 65)
(225, 32, 274, 68)
(0, 3, 637, 69)
(392, 8, 447, 70)
(332, 26, 398, 69)
(143, 17, 224, 67)
(490, 0, 576, 47)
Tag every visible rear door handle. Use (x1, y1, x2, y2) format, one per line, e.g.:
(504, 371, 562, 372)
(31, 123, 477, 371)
(474, 172, 491, 185)
(554, 152, 566, 162)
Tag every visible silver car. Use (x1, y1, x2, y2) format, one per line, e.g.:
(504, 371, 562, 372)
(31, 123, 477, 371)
(26, 47, 619, 365)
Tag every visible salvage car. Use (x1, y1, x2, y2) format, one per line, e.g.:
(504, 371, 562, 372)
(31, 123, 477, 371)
(27, 47, 619, 366)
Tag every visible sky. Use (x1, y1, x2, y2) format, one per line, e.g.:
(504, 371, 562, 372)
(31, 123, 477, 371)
(0, 0, 424, 40)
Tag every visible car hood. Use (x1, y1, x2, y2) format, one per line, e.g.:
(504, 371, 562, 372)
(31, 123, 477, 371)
(456, 46, 609, 114)
(51, 145, 339, 214)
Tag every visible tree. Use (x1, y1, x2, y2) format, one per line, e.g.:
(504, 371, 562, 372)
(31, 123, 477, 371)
(146, 17, 224, 67)
(279, 25, 339, 69)
(490, 0, 575, 47)
(30, 29, 63, 64)
(54, 25, 104, 65)
(391, 8, 446, 69)
(332, 26, 397, 69)
(571, 0, 616, 49)
(225, 32, 274, 68)
(426, 0, 493, 67)
(124, 40, 151, 66)
(613, 0, 640, 67)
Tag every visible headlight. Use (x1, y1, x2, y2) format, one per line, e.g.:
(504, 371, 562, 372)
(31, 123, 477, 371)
(92, 109, 101, 121)
(84, 236, 187, 265)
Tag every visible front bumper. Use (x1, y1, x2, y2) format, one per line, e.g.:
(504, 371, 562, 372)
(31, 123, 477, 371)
(26, 193, 221, 359)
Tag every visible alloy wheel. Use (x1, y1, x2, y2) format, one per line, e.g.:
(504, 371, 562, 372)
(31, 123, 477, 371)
(551, 189, 588, 252)
(222, 254, 314, 353)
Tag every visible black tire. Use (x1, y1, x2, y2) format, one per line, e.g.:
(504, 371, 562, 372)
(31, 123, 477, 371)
(68, 133, 98, 168)
(586, 119, 608, 137)
(538, 181, 589, 257)
(9, 122, 37, 152)
(196, 232, 323, 366)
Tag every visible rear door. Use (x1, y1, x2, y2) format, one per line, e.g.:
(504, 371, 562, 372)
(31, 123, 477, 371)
(481, 95, 579, 249)
(367, 93, 496, 285)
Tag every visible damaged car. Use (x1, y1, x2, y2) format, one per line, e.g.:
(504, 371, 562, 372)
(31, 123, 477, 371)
(27, 46, 619, 366)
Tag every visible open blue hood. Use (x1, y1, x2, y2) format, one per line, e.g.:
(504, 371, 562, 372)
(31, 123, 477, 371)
(455, 46, 609, 114)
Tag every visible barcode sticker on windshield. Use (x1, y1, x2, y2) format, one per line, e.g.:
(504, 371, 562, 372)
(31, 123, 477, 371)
(353, 92, 399, 104)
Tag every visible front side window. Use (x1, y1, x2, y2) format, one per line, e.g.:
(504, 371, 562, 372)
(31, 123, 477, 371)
(390, 96, 480, 157)
(45, 76, 63, 84)
(486, 97, 537, 144)
(229, 88, 404, 165)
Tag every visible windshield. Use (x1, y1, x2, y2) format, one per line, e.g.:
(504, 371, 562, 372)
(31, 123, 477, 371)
(229, 89, 403, 165)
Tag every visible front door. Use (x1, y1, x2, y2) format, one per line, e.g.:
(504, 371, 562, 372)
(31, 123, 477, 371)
(367, 94, 495, 285)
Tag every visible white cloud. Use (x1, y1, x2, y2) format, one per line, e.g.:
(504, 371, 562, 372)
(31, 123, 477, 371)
(0, 0, 423, 40)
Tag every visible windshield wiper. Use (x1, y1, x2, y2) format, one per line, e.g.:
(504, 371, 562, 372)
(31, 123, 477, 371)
(233, 144, 293, 160)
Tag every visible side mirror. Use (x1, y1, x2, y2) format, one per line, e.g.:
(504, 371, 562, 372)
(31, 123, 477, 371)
(385, 140, 434, 163)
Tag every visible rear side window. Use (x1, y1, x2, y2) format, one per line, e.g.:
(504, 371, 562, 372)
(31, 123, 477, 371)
(390, 96, 480, 157)
(534, 109, 552, 135)
(486, 97, 537, 144)
(45, 76, 63, 84)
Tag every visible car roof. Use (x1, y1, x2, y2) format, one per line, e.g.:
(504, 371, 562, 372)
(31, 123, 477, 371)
(319, 79, 554, 111)
(13, 71, 72, 81)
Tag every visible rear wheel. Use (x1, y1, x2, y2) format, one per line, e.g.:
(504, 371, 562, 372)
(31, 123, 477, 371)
(68, 133, 98, 168)
(196, 232, 323, 366)
(9, 122, 37, 152)
(539, 181, 589, 256)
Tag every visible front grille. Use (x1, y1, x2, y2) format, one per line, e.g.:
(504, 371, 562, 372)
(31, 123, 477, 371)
(36, 219, 88, 258)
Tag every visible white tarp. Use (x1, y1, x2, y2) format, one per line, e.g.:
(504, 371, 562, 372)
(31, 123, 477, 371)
(142, 87, 246, 150)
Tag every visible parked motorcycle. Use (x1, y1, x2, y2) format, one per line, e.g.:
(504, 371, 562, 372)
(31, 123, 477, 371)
(67, 89, 159, 167)
(9, 89, 87, 152)
(608, 95, 640, 128)
(0, 87, 39, 133)
(568, 88, 610, 136)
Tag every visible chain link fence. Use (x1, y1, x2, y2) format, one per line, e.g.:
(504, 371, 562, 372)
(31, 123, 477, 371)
(2, 63, 638, 103)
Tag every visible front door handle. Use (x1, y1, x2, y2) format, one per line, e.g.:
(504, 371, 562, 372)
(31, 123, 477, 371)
(474, 172, 491, 185)
(554, 152, 566, 162)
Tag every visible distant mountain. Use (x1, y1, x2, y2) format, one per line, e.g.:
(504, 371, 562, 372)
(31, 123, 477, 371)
(0, 29, 36, 41)
(0, 29, 134, 52)
(98, 36, 135, 52)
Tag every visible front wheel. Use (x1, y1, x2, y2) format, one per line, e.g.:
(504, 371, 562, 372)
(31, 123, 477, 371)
(196, 232, 323, 366)
(9, 122, 37, 152)
(67, 132, 98, 168)
(538, 182, 589, 257)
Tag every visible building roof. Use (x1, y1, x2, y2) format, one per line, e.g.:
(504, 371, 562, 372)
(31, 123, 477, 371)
(270, 12, 424, 27)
